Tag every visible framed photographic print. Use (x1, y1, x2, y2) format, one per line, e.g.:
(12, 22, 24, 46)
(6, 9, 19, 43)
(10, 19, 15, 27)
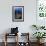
(12, 6, 24, 22)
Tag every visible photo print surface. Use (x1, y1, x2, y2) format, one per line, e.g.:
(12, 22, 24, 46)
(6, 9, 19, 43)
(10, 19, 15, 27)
(12, 6, 24, 22)
(15, 8, 22, 19)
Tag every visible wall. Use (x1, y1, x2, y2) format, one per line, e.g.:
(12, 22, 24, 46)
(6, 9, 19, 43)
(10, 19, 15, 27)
(0, 0, 36, 42)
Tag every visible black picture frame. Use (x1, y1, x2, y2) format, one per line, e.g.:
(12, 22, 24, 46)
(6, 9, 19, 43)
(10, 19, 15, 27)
(12, 6, 24, 22)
